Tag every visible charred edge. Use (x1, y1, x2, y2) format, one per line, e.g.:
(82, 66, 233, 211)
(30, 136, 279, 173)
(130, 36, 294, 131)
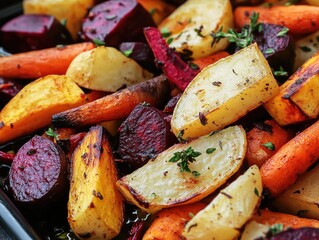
(78, 232, 94, 238)
(127, 186, 150, 209)
(88, 126, 104, 165)
(198, 112, 207, 126)
(52, 112, 79, 128)
(253, 121, 273, 133)
(282, 78, 307, 99)
(137, 75, 170, 101)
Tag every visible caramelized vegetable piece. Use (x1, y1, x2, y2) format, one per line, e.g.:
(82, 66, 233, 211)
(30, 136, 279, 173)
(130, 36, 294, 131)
(263, 227, 319, 240)
(0, 42, 95, 79)
(9, 135, 68, 208)
(68, 126, 124, 239)
(0, 14, 72, 53)
(81, 0, 155, 47)
(0, 150, 15, 165)
(144, 27, 199, 91)
(0, 75, 86, 145)
(246, 120, 293, 168)
(143, 202, 206, 240)
(118, 103, 175, 169)
(191, 51, 229, 71)
(52, 74, 170, 128)
(0, 78, 22, 108)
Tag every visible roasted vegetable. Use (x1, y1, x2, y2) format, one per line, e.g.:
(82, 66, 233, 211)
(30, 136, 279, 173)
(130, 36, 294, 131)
(0, 14, 72, 53)
(117, 103, 175, 169)
(9, 135, 68, 208)
(0, 78, 22, 108)
(52, 74, 170, 128)
(0, 74, 86, 145)
(0, 150, 15, 165)
(80, 0, 156, 47)
(182, 165, 262, 240)
(116, 125, 246, 213)
(66, 46, 153, 92)
(68, 126, 124, 240)
(171, 43, 279, 139)
(261, 227, 319, 240)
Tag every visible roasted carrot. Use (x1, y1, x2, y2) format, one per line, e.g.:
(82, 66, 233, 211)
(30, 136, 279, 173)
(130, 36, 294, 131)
(234, 5, 319, 35)
(260, 119, 319, 197)
(246, 120, 293, 168)
(52, 74, 170, 128)
(192, 51, 229, 71)
(252, 209, 319, 228)
(142, 202, 206, 240)
(0, 42, 95, 79)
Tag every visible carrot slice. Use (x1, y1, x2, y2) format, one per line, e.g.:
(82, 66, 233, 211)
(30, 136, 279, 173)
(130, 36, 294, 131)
(0, 42, 95, 79)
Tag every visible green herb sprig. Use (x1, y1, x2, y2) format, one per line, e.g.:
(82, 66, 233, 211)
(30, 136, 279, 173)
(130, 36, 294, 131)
(169, 147, 201, 177)
(45, 128, 58, 139)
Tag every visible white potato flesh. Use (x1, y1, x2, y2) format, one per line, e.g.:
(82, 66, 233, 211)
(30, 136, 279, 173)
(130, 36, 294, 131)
(116, 125, 246, 214)
(66, 46, 153, 92)
(171, 43, 279, 139)
(240, 221, 269, 240)
(183, 165, 262, 240)
(159, 0, 233, 59)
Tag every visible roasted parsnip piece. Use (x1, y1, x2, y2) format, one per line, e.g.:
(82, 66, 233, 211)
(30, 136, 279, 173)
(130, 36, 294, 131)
(52, 74, 170, 128)
(182, 165, 262, 240)
(116, 125, 246, 214)
(171, 43, 279, 139)
(159, 0, 233, 59)
(66, 46, 153, 92)
(0, 75, 86, 145)
(68, 126, 124, 240)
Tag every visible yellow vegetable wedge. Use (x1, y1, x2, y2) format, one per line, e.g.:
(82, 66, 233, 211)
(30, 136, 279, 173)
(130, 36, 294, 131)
(182, 165, 262, 240)
(0, 75, 86, 144)
(159, 0, 233, 59)
(116, 125, 246, 214)
(68, 126, 124, 240)
(171, 43, 279, 139)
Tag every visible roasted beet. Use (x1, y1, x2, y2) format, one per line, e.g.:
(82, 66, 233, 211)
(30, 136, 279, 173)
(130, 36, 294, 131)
(259, 227, 319, 240)
(0, 150, 15, 165)
(0, 14, 72, 53)
(253, 23, 295, 75)
(9, 135, 68, 208)
(119, 42, 158, 73)
(118, 103, 175, 169)
(163, 93, 182, 114)
(0, 78, 23, 108)
(81, 0, 156, 47)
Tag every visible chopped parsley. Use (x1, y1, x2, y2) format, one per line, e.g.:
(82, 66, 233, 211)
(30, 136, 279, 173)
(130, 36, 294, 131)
(160, 28, 172, 38)
(93, 39, 106, 46)
(264, 48, 275, 55)
(45, 128, 58, 139)
(273, 66, 288, 77)
(206, 148, 216, 154)
(167, 37, 174, 45)
(277, 27, 289, 37)
(254, 187, 259, 197)
(194, 26, 205, 38)
(262, 142, 275, 151)
(300, 46, 312, 52)
(149, 8, 157, 16)
(60, 19, 67, 26)
(285, 0, 300, 6)
(169, 146, 201, 177)
(269, 223, 284, 235)
(122, 49, 133, 57)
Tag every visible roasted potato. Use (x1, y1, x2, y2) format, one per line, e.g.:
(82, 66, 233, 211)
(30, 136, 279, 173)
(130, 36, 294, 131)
(68, 126, 124, 240)
(171, 43, 279, 139)
(116, 125, 246, 213)
(66, 46, 153, 92)
(182, 165, 262, 240)
(159, 0, 233, 59)
(0, 75, 86, 145)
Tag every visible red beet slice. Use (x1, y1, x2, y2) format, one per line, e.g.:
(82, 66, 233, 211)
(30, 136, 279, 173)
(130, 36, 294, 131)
(0, 78, 22, 108)
(0, 14, 72, 53)
(9, 135, 68, 208)
(81, 0, 155, 47)
(144, 27, 199, 91)
(0, 150, 15, 165)
(163, 93, 182, 114)
(260, 227, 319, 240)
(118, 103, 174, 169)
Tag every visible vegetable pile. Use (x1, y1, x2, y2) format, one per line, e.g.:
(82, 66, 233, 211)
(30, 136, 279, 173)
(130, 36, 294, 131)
(2, 0, 319, 239)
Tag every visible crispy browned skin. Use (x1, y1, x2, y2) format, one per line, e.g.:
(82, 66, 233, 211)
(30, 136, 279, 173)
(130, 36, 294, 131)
(52, 74, 170, 128)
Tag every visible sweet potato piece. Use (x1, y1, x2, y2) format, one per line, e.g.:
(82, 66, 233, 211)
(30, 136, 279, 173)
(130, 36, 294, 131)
(52, 74, 170, 128)
(68, 126, 124, 239)
(246, 120, 293, 168)
(144, 27, 199, 91)
(9, 135, 68, 208)
(0, 14, 72, 53)
(0, 75, 86, 145)
(81, 0, 155, 47)
(117, 103, 175, 169)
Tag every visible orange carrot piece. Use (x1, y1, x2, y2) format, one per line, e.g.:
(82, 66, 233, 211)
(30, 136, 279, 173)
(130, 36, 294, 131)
(52, 74, 170, 128)
(260, 119, 319, 197)
(0, 42, 95, 79)
(192, 51, 229, 71)
(246, 120, 293, 168)
(234, 5, 319, 35)
(143, 202, 206, 240)
(252, 209, 319, 228)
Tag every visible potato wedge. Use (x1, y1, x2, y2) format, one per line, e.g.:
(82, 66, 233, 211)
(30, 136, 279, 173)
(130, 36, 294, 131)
(66, 46, 153, 92)
(68, 126, 124, 239)
(0, 75, 86, 145)
(264, 51, 319, 125)
(171, 43, 279, 139)
(182, 165, 262, 240)
(116, 125, 246, 214)
(159, 0, 233, 59)
(23, 0, 94, 40)
(272, 163, 319, 220)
